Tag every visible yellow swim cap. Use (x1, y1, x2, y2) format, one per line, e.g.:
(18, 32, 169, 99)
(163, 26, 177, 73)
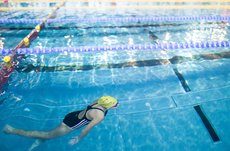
(3, 56, 11, 63)
(97, 96, 118, 109)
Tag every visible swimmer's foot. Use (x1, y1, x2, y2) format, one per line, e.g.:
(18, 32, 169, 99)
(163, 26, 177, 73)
(29, 139, 45, 151)
(3, 124, 15, 134)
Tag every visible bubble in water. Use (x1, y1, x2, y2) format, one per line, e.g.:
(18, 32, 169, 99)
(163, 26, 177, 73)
(145, 102, 151, 107)
(24, 108, 31, 112)
(196, 96, 201, 99)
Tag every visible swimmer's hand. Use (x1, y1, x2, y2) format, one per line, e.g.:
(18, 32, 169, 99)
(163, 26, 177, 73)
(68, 136, 80, 145)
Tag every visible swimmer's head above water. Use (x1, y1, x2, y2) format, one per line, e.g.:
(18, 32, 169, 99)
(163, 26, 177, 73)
(97, 96, 118, 109)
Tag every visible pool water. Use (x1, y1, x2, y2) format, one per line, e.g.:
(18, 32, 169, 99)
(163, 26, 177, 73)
(0, 1, 230, 151)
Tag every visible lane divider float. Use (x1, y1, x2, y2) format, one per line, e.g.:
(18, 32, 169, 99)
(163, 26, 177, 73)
(0, 16, 229, 24)
(0, 1, 66, 90)
(0, 41, 229, 55)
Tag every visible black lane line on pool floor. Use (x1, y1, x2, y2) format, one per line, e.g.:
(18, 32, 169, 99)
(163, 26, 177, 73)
(173, 67, 220, 142)
(149, 25, 222, 142)
(194, 105, 220, 142)
(15, 51, 230, 72)
(148, 34, 221, 142)
(171, 66, 220, 143)
(172, 67, 191, 92)
(0, 21, 225, 30)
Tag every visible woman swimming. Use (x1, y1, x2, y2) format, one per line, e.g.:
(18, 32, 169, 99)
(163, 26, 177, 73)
(3, 96, 118, 145)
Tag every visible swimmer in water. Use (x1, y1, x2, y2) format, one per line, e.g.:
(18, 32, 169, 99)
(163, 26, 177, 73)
(3, 96, 118, 145)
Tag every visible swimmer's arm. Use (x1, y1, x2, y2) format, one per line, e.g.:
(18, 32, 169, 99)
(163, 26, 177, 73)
(78, 118, 103, 141)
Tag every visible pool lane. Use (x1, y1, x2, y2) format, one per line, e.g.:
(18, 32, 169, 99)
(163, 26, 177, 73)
(15, 51, 230, 72)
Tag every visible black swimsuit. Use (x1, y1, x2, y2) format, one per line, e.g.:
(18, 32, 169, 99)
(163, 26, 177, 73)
(63, 104, 107, 129)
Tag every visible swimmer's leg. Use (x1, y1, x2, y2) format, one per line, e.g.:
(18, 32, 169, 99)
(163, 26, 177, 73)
(3, 123, 72, 139)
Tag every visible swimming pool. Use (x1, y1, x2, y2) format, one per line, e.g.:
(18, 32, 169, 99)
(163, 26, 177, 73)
(0, 1, 230, 151)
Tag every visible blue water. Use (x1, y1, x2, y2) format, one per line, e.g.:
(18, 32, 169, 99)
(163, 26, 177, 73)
(0, 2, 230, 151)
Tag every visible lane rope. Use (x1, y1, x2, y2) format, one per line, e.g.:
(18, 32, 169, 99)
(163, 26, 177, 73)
(1, 41, 229, 55)
(0, 1, 66, 90)
(0, 16, 230, 24)
(1, 5, 230, 11)
(7, 0, 230, 3)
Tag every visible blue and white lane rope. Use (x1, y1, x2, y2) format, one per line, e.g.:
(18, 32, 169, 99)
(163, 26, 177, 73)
(0, 16, 230, 24)
(0, 41, 229, 55)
